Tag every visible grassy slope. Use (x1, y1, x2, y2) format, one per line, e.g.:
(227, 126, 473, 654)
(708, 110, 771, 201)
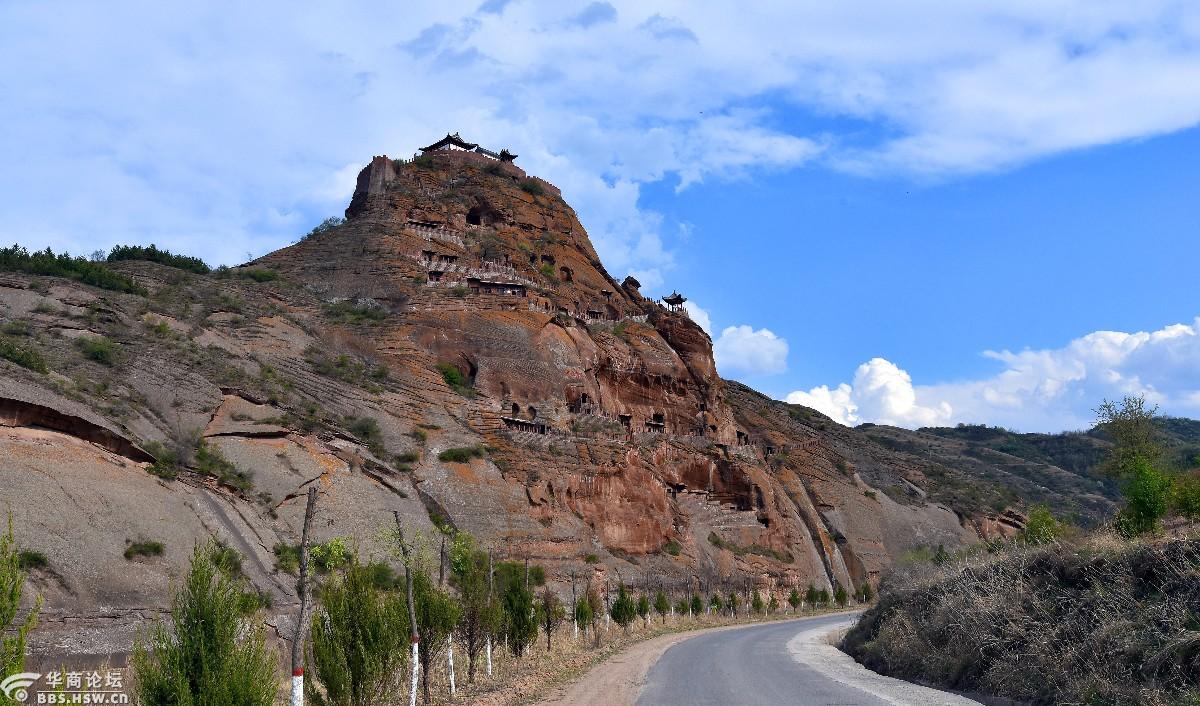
(842, 533, 1200, 706)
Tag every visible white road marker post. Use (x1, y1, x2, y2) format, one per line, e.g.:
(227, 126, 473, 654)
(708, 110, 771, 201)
(290, 487, 318, 706)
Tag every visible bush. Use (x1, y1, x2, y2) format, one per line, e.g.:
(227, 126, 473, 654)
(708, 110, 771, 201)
(843, 534, 1200, 705)
(239, 268, 278, 282)
(1116, 457, 1171, 536)
(583, 553, 600, 564)
(107, 244, 210, 273)
(663, 539, 682, 556)
(124, 540, 165, 560)
(1172, 475, 1200, 518)
(1021, 504, 1064, 545)
(16, 549, 47, 571)
(0, 337, 48, 373)
(196, 442, 254, 492)
(438, 446, 486, 463)
(303, 216, 346, 241)
(610, 584, 637, 630)
(324, 300, 387, 326)
(436, 362, 474, 396)
(0, 244, 145, 294)
(2, 519, 41, 694)
(308, 557, 411, 706)
(519, 179, 545, 196)
(133, 542, 278, 705)
(76, 336, 118, 365)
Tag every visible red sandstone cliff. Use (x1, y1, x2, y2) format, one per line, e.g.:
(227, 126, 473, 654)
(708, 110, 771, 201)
(0, 147, 991, 663)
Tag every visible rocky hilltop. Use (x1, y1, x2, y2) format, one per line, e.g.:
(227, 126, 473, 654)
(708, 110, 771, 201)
(3, 138, 1020, 663)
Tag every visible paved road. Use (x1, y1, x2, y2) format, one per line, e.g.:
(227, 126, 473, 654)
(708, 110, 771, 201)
(637, 613, 977, 706)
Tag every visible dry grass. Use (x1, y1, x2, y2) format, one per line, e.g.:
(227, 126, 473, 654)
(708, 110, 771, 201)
(843, 531, 1200, 706)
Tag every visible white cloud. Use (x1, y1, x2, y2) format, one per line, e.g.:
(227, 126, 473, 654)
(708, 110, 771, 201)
(786, 317, 1200, 432)
(4, 2, 1198, 274)
(682, 301, 712, 335)
(714, 325, 789, 377)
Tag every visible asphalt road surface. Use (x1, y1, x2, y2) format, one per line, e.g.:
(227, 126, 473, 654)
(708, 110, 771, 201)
(637, 613, 979, 706)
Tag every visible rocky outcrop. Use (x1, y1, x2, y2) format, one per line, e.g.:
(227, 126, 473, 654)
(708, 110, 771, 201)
(0, 145, 1000, 662)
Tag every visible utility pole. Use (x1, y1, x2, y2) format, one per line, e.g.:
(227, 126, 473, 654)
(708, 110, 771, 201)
(393, 513, 420, 706)
(290, 488, 318, 706)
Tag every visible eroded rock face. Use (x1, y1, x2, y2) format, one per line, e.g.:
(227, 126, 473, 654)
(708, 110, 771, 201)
(0, 149, 988, 662)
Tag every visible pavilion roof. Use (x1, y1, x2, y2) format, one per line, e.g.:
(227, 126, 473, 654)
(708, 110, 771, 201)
(420, 132, 478, 152)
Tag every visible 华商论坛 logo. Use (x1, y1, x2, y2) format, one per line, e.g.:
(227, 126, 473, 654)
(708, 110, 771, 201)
(0, 672, 40, 703)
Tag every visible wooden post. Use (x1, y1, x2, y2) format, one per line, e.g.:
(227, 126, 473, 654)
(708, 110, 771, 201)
(393, 512, 420, 706)
(571, 570, 578, 640)
(486, 553, 494, 678)
(290, 487, 318, 706)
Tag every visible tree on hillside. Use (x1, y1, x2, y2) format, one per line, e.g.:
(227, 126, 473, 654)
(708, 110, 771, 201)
(726, 592, 739, 616)
(1097, 396, 1172, 535)
(308, 558, 410, 706)
(1022, 505, 1065, 545)
(414, 571, 460, 704)
(610, 584, 637, 632)
(1, 518, 41, 706)
(834, 585, 849, 608)
(690, 593, 704, 616)
(653, 589, 670, 624)
(768, 595, 779, 613)
(788, 588, 802, 613)
(134, 542, 278, 706)
(637, 594, 650, 626)
(453, 547, 501, 684)
(751, 591, 765, 615)
(538, 588, 566, 650)
(804, 584, 819, 609)
(501, 573, 537, 657)
(574, 594, 593, 639)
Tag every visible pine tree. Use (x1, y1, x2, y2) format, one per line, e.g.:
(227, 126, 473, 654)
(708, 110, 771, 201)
(502, 575, 537, 657)
(804, 583, 819, 609)
(308, 558, 410, 706)
(653, 589, 670, 624)
(134, 542, 278, 706)
(788, 588, 801, 613)
(636, 594, 650, 625)
(609, 584, 637, 631)
(751, 591, 765, 614)
(690, 594, 703, 616)
(1, 518, 41, 706)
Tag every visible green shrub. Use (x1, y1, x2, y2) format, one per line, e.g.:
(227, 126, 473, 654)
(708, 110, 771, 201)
(309, 557, 411, 706)
(450, 285, 469, 298)
(583, 553, 599, 564)
(438, 445, 486, 463)
(539, 263, 555, 279)
(75, 336, 118, 365)
(273, 543, 300, 574)
(310, 537, 350, 573)
(196, 442, 254, 492)
(610, 584, 637, 630)
(16, 549, 47, 570)
(663, 539, 682, 556)
(0, 337, 48, 373)
(436, 362, 474, 397)
(1, 320, 30, 336)
(1170, 475, 1200, 519)
(133, 541, 278, 705)
(1, 518, 40, 691)
(519, 179, 545, 196)
(1021, 504, 1064, 545)
(303, 216, 346, 241)
(124, 540, 165, 560)
(0, 244, 145, 294)
(239, 268, 278, 283)
(324, 299, 387, 325)
(1116, 457, 1171, 536)
(107, 244, 211, 273)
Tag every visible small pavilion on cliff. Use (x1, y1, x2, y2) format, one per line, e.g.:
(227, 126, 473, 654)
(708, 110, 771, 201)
(662, 291, 687, 312)
(420, 133, 518, 162)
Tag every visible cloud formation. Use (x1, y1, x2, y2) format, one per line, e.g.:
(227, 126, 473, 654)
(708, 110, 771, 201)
(3, 1, 1199, 283)
(714, 325, 789, 377)
(787, 317, 1200, 432)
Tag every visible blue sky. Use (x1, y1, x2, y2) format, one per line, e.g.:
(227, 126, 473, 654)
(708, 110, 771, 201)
(3, 1, 1199, 431)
